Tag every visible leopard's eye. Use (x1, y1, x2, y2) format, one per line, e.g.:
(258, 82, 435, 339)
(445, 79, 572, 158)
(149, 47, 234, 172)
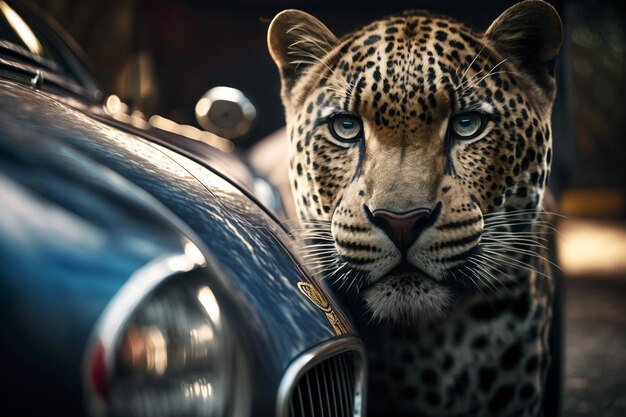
(330, 115, 363, 142)
(450, 113, 484, 139)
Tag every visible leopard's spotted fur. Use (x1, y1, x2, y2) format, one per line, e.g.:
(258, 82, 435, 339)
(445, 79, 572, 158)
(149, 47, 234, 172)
(268, 1, 562, 415)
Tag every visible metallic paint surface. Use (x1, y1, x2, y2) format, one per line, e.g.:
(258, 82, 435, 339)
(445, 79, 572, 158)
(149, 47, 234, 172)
(0, 79, 357, 416)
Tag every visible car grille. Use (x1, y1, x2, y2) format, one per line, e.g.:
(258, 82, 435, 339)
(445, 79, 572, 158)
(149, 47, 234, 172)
(288, 351, 359, 417)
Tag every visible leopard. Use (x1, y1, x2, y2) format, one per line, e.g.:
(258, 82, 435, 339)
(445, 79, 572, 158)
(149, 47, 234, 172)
(268, 1, 562, 416)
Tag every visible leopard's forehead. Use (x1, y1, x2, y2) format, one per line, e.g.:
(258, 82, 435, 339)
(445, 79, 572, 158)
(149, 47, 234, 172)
(343, 11, 479, 60)
(312, 11, 504, 132)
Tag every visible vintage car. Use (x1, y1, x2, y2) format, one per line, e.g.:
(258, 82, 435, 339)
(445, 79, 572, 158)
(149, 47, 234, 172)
(0, 1, 365, 416)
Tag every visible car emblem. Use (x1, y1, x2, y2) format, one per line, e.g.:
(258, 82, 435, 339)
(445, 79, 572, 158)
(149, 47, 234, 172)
(297, 281, 348, 336)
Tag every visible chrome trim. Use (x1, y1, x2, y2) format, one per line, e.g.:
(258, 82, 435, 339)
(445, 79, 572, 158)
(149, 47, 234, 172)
(82, 240, 206, 417)
(276, 336, 367, 417)
(0, 56, 89, 96)
(195, 86, 256, 139)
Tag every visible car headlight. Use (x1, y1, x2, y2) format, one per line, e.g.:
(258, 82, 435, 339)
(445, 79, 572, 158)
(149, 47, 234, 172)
(84, 251, 246, 417)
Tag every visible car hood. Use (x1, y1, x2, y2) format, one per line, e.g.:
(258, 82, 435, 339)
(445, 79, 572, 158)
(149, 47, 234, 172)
(0, 80, 357, 415)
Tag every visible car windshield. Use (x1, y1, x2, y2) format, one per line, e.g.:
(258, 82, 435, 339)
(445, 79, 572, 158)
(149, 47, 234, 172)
(0, 0, 99, 98)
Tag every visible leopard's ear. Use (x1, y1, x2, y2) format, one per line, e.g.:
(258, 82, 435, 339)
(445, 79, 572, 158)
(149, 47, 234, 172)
(268, 10, 338, 97)
(485, 0, 562, 100)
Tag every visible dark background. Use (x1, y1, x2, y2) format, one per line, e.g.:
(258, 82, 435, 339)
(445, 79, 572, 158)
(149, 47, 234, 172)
(30, 0, 626, 416)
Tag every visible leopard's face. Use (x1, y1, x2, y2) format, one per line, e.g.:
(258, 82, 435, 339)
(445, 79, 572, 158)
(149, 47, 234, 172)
(269, 2, 562, 324)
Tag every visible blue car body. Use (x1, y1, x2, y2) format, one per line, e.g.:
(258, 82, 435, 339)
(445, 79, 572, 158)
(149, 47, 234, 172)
(0, 2, 365, 416)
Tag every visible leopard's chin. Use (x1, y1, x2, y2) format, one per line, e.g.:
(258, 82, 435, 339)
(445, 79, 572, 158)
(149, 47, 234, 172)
(363, 271, 453, 326)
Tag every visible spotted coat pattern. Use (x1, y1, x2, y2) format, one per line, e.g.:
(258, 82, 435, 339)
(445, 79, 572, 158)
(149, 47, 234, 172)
(269, 1, 561, 415)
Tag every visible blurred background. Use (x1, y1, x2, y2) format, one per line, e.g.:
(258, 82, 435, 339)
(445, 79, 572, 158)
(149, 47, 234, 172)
(29, 0, 626, 415)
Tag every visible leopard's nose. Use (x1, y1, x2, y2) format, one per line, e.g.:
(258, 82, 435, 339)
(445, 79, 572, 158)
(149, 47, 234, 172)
(366, 206, 436, 254)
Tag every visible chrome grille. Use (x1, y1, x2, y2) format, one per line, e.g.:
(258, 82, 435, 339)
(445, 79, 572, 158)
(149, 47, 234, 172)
(288, 351, 357, 417)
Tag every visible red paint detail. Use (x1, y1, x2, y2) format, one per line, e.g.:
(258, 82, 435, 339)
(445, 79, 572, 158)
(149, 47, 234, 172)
(89, 342, 109, 400)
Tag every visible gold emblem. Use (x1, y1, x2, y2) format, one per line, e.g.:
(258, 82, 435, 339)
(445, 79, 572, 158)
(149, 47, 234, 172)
(297, 282, 348, 335)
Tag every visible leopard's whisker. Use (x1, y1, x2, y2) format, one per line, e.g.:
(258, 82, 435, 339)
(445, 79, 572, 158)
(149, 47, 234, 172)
(478, 251, 551, 279)
(456, 45, 485, 90)
(466, 258, 505, 293)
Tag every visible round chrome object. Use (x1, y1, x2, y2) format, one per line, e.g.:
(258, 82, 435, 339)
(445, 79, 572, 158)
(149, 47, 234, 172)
(84, 254, 244, 417)
(107, 280, 226, 417)
(195, 86, 256, 141)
